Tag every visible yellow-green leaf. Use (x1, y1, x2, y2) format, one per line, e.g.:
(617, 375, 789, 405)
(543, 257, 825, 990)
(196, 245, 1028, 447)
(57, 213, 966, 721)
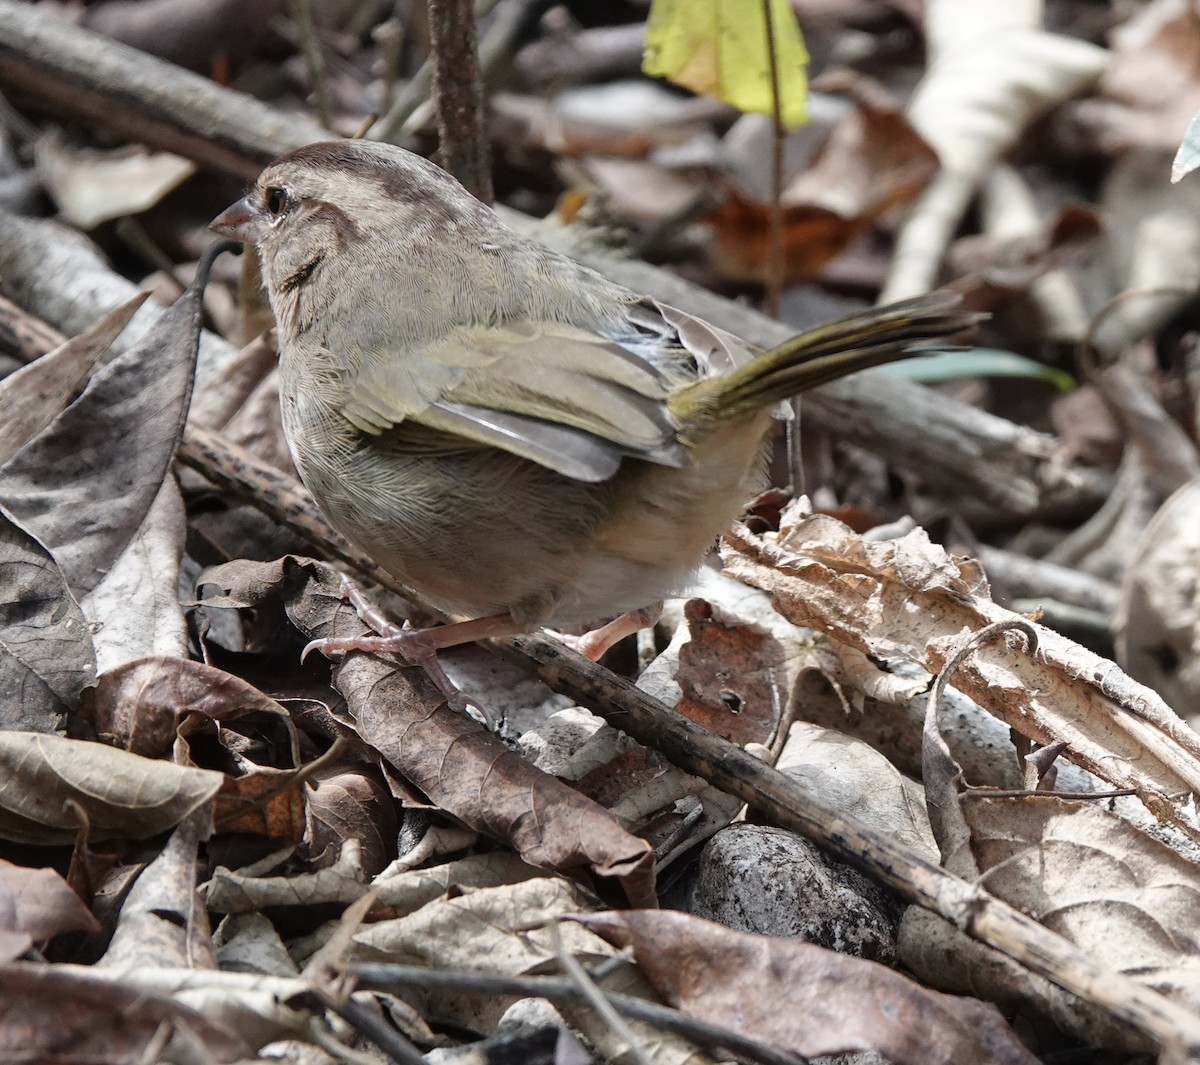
(643, 0, 809, 128)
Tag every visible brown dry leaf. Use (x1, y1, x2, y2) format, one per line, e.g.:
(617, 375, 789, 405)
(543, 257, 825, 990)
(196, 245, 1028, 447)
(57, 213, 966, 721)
(0, 963, 251, 1064)
(0, 731, 222, 844)
(948, 202, 1103, 305)
(91, 655, 295, 759)
(673, 598, 783, 746)
(0, 273, 203, 597)
(0, 857, 100, 962)
(304, 761, 398, 875)
(724, 505, 1200, 833)
(98, 808, 215, 971)
(903, 652, 1199, 1053)
(578, 909, 1038, 1064)
(213, 764, 307, 841)
(0, 292, 148, 462)
(0, 507, 95, 733)
(709, 73, 938, 283)
(199, 556, 657, 907)
(206, 837, 370, 914)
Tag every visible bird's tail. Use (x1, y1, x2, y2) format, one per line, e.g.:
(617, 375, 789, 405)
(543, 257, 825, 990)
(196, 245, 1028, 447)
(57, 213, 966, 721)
(668, 291, 982, 434)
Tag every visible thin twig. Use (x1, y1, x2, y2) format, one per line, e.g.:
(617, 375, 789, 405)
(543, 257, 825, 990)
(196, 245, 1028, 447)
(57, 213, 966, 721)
(426, 0, 493, 202)
(761, 0, 785, 319)
(549, 920, 654, 1065)
(349, 963, 809, 1065)
(288, 0, 335, 131)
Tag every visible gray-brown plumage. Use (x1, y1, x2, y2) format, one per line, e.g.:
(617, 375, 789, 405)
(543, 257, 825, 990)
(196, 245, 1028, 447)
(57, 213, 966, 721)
(211, 139, 976, 663)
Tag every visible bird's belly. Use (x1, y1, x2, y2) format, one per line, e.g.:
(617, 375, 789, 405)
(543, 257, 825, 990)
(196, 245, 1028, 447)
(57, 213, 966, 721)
(291, 413, 770, 628)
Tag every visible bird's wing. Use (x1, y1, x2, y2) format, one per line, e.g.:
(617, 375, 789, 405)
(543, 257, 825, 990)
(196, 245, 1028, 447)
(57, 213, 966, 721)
(341, 318, 690, 482)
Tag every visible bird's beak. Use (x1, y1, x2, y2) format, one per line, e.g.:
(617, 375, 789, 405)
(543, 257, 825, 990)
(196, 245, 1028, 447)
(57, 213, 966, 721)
(209, 195, 264, 243)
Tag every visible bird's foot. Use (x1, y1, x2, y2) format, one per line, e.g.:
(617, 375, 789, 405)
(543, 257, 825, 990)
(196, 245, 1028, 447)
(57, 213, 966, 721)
(303, 576, 506, 727)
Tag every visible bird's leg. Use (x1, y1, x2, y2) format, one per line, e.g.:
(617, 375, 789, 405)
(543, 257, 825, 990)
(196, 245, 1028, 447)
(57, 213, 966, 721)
(303, 575, 518, 724)
(559, 604, 663, 661)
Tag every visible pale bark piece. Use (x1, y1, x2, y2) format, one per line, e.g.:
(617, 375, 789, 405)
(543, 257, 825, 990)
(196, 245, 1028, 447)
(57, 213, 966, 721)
(0, 506, 95, 733)
(1116, 461, 1200, 726)
(0, 731, 221, 844)
(0, 277, 202, 597)
(0, 212, 235, 384)
(200, 555, 657, 907)
(579, 910, 1038, 1065)
(0, 857, 100, 962)
(724, 506, 1200, 835)
(883, 5, 1108, 302)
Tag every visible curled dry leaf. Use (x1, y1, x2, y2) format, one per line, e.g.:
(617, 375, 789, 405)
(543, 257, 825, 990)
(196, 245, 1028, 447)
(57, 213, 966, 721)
(0, 857, 100, 963)
(577, 909, 1038, 1065)
(723, 505, 1200, 835)
(91, 654, 295, 759)
(199, 555, 657, 907)
(304, 761, 399, 875)
(0, 731, 222, 845)
(883, 11, 1107, 300)
(0, 507, 95, 733)
(906, 665, 1200, 1052)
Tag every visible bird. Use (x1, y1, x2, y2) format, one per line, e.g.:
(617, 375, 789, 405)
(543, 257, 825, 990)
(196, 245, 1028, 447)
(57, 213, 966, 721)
(210, 139, 976, 702)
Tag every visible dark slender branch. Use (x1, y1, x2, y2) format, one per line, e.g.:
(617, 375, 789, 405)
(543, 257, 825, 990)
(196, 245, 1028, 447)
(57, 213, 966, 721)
(349, 964, 809, 1065)
(426, 0, 493, 202)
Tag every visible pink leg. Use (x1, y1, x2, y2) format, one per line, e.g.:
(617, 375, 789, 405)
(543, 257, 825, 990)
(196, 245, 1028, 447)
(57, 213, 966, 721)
(566, 604, 663, 661)
(303, 576, 521, 722)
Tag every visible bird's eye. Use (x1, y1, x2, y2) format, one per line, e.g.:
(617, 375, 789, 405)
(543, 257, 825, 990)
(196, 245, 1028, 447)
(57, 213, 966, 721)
(264, 186, 289, 218)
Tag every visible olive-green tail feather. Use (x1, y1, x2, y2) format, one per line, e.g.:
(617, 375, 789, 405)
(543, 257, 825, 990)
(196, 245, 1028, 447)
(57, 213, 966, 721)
(669, 291, 982, 433)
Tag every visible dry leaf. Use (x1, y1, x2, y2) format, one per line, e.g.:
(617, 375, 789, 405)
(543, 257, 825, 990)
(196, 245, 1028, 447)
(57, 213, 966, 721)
(0, 858, 100, 962)
(0, 276, 203, 596)
(0, 963, 251, 1063)
(724, 505, 1200, 835)
(0, 507, 95, 733)
(0, 292, 148, 462)
(579, 909, 1038, 1064)
(0, 731, 222, 844)
(200, 555, 658, 907)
